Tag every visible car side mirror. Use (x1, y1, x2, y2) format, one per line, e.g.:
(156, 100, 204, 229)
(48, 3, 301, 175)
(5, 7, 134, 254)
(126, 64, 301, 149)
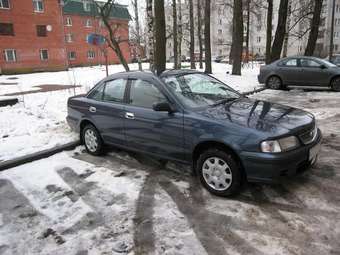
(152, 101, 173, 112)
(320, 64, 327, 69)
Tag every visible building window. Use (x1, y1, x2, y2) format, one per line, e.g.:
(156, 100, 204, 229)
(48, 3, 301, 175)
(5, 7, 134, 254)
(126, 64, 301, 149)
(40, 49, 48, 60)
(87, 51, 95, 59)
(83, 1, 91, 11)
(68, 51, 76, 60)
(0, 23, 14, 36)
(36, 25, 47, 37)
(65, 17, 72, 26)
(257, 36, 261, 43)
(219, 19, 222, 25)
(4, 49, 16, 62)
(33, 0, 44, 12)
(99, 19, 104, 27)
(65, 33, 73, 43)
(218, 29, 222, 35)
(85, 19, 92, 27)
(0, 0, 10, 9)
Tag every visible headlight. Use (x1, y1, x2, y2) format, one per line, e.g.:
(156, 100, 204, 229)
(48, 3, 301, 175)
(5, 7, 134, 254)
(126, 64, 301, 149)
(261, 136, 299, 153)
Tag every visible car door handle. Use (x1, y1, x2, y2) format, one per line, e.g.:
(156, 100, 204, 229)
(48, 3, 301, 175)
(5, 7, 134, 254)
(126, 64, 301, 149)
(125, 112, 135, 119)
(89, 106, 96, 113)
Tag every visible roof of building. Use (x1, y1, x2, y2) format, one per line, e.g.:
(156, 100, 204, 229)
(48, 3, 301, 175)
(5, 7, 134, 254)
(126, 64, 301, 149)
(63, 0, 130, 20)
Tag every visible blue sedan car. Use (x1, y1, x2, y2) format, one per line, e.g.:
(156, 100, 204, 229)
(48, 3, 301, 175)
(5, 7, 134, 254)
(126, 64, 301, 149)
(67, 70, 322, 196)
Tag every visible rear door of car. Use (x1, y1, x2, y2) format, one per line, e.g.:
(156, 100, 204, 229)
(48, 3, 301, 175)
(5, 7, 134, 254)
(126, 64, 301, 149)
(86, 78, 128, 147)
(123, 76, 185, 161)
(276, 58, 302, 85)
(300, 58, 330, 86)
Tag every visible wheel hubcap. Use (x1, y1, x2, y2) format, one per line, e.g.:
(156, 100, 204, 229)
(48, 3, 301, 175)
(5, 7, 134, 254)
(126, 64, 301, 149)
(268, 77, 281, 89)
(84, 129, 98, 152)
(202, 157, 232, 191)
(333, 79, 340, 91)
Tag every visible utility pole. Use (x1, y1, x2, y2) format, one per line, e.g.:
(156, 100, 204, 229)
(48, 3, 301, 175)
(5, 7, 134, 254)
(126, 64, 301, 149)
(329, 0, 336, 61)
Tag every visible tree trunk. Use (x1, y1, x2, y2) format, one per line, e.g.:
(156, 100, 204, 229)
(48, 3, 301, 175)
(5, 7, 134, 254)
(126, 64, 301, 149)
(133, 0, 142, 70)
(329, 0, 336, 60)
(197, 0, 203, 69)
(265, 0, 273, 64)
(154, 0, 166, 75)
(146, 0, 154, 71)
(178, 0, 182, 69)
(172, 0, 178, 69)
(305, 0, 323, 56)
(232, 0, 243, 75)
(270, 0, 289, 62)
(245, 0, 250, 63)
(282, 0, 291, 58)
(189, 0, 195, 69)
(204, 0, 212, 73)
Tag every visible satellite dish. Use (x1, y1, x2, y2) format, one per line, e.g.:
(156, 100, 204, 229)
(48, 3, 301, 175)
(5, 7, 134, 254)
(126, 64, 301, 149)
(46, 25, 52, 32)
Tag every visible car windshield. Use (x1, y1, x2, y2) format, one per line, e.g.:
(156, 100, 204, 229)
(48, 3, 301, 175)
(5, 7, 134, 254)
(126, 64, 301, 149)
(162, 73, 240, 108)
(320, 59, 337, 67)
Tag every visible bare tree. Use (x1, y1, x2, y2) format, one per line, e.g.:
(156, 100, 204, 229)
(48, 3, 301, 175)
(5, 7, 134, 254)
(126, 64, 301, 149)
(232, 0, 243, 75)
(172, 0, 178, 69)
(132, 0, 142, 70)
(197, 0, 204, 69)
(305, 0, 323, 56)
(96, 0, 130, 71)
(146, 0, 154, 71)
(154, 0, 166, 75)
(189, 0, 195, 69)
(330, 0, 336, 60)
(270, 0, 289, 62)
(177, 0, 183, 69)
(265, 0, 273, 64)
(245, 0, 250, 63)
(282, 0, 292, 57)
(204, 0, 212, 73)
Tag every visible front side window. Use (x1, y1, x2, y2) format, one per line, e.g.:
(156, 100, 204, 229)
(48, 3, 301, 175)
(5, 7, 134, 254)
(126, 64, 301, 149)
(129, 79, 167, 108)
(88, 84, 104, 100)
(300, 59, 321, 68)
(0, 0, 10, 9)
(36, 25, 47, 37)
(103, 79, 126, 103)
(4, 49, 16, 62)
(33, 0, 44, 12)
(0, 23, 14, 36)
(163, 73, 240, 108)
(40, 49, 48, 60)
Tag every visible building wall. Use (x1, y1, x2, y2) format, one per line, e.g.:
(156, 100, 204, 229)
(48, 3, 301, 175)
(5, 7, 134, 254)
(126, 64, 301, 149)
(0, 0, 68, 74)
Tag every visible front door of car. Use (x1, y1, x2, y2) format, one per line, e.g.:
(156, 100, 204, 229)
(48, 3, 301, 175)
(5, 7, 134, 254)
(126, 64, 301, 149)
(86, 78, 127, 147)
(123, 78, 185, 161)
(276, 58, 302, 85)
(299, 58, 330, 86)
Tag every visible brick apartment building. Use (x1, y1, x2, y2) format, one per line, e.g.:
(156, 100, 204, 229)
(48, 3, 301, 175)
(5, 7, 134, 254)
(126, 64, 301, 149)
(0, 0, 130, 74)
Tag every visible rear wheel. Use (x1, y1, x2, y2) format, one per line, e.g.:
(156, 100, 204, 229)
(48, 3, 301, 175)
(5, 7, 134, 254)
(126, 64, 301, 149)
(331, 77, 340, 92)
(266, 76, 282, 90)
(82, 124, 104, 156)
(196, 149, 242, 197)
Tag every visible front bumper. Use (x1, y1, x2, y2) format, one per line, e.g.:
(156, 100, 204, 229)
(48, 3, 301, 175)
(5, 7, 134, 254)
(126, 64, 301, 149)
(240, 129, 322, 183)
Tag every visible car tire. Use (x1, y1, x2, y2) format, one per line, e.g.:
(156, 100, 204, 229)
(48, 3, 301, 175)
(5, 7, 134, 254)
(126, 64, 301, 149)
(331, 77, 340, 92)
(82, 124, 104, 156)
(196, 149, 242, 197)
(266, 76, 282, 90)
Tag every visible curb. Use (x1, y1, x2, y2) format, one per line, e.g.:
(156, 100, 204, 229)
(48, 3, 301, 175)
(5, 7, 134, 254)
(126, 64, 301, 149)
(242, 87, 267, 96)
(0, 140, 80, 172)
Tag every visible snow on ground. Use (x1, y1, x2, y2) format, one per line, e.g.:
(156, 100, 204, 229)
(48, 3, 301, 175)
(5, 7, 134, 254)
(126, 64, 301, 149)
(0, 62, 262, 162)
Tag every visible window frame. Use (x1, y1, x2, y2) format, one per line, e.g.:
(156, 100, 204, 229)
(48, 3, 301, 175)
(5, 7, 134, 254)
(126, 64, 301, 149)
(0, 22, 14, 36)
(4, 49, 17, 62)
(65, 17, 72, 26)
(101, 79, 129, 104)
(87, 50, 95, 59)
(39, 49, 48, 61)
(33, 0, 44, 12)
(85, 19, 92, 27)
(0, 0, 10, 9)
(36, 25, 47, 37)
(65, 33, 73, 43)
(68, 51, 76, 60)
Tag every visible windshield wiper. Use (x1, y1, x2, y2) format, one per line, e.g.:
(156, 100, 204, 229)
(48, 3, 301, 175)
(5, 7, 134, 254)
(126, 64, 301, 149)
(212, 97, 239, 106)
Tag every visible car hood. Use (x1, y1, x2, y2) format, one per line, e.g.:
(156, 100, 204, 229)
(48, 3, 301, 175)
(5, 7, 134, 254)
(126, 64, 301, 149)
(198, 97, 314, 137)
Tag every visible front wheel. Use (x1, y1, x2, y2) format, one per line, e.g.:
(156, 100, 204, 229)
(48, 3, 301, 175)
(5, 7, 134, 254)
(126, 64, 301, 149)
(266, 76, 282, 90)
(196, 149, 242, 197)
(331, 77, 340, 92)
(82, 124, 104, 156)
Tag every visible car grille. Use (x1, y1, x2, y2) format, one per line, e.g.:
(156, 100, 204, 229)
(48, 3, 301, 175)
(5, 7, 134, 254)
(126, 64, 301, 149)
(299, 124, 317, 145)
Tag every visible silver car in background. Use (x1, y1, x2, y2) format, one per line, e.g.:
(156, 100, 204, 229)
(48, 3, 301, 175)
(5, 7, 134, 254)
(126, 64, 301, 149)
(258, 56, 340, 91)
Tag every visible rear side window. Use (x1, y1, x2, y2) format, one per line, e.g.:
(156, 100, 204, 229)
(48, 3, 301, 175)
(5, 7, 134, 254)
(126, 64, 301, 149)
(88, 84, 104, 100)
(129, 79, 166, 108)
(300, 59, 321, 68)
(103, 79, 126, 103)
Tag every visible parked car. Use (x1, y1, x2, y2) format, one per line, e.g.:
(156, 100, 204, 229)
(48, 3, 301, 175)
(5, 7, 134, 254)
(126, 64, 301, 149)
(258, 56, 340, 91)
(213, 55, 225, 63)
(67, 70, 322, 196)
